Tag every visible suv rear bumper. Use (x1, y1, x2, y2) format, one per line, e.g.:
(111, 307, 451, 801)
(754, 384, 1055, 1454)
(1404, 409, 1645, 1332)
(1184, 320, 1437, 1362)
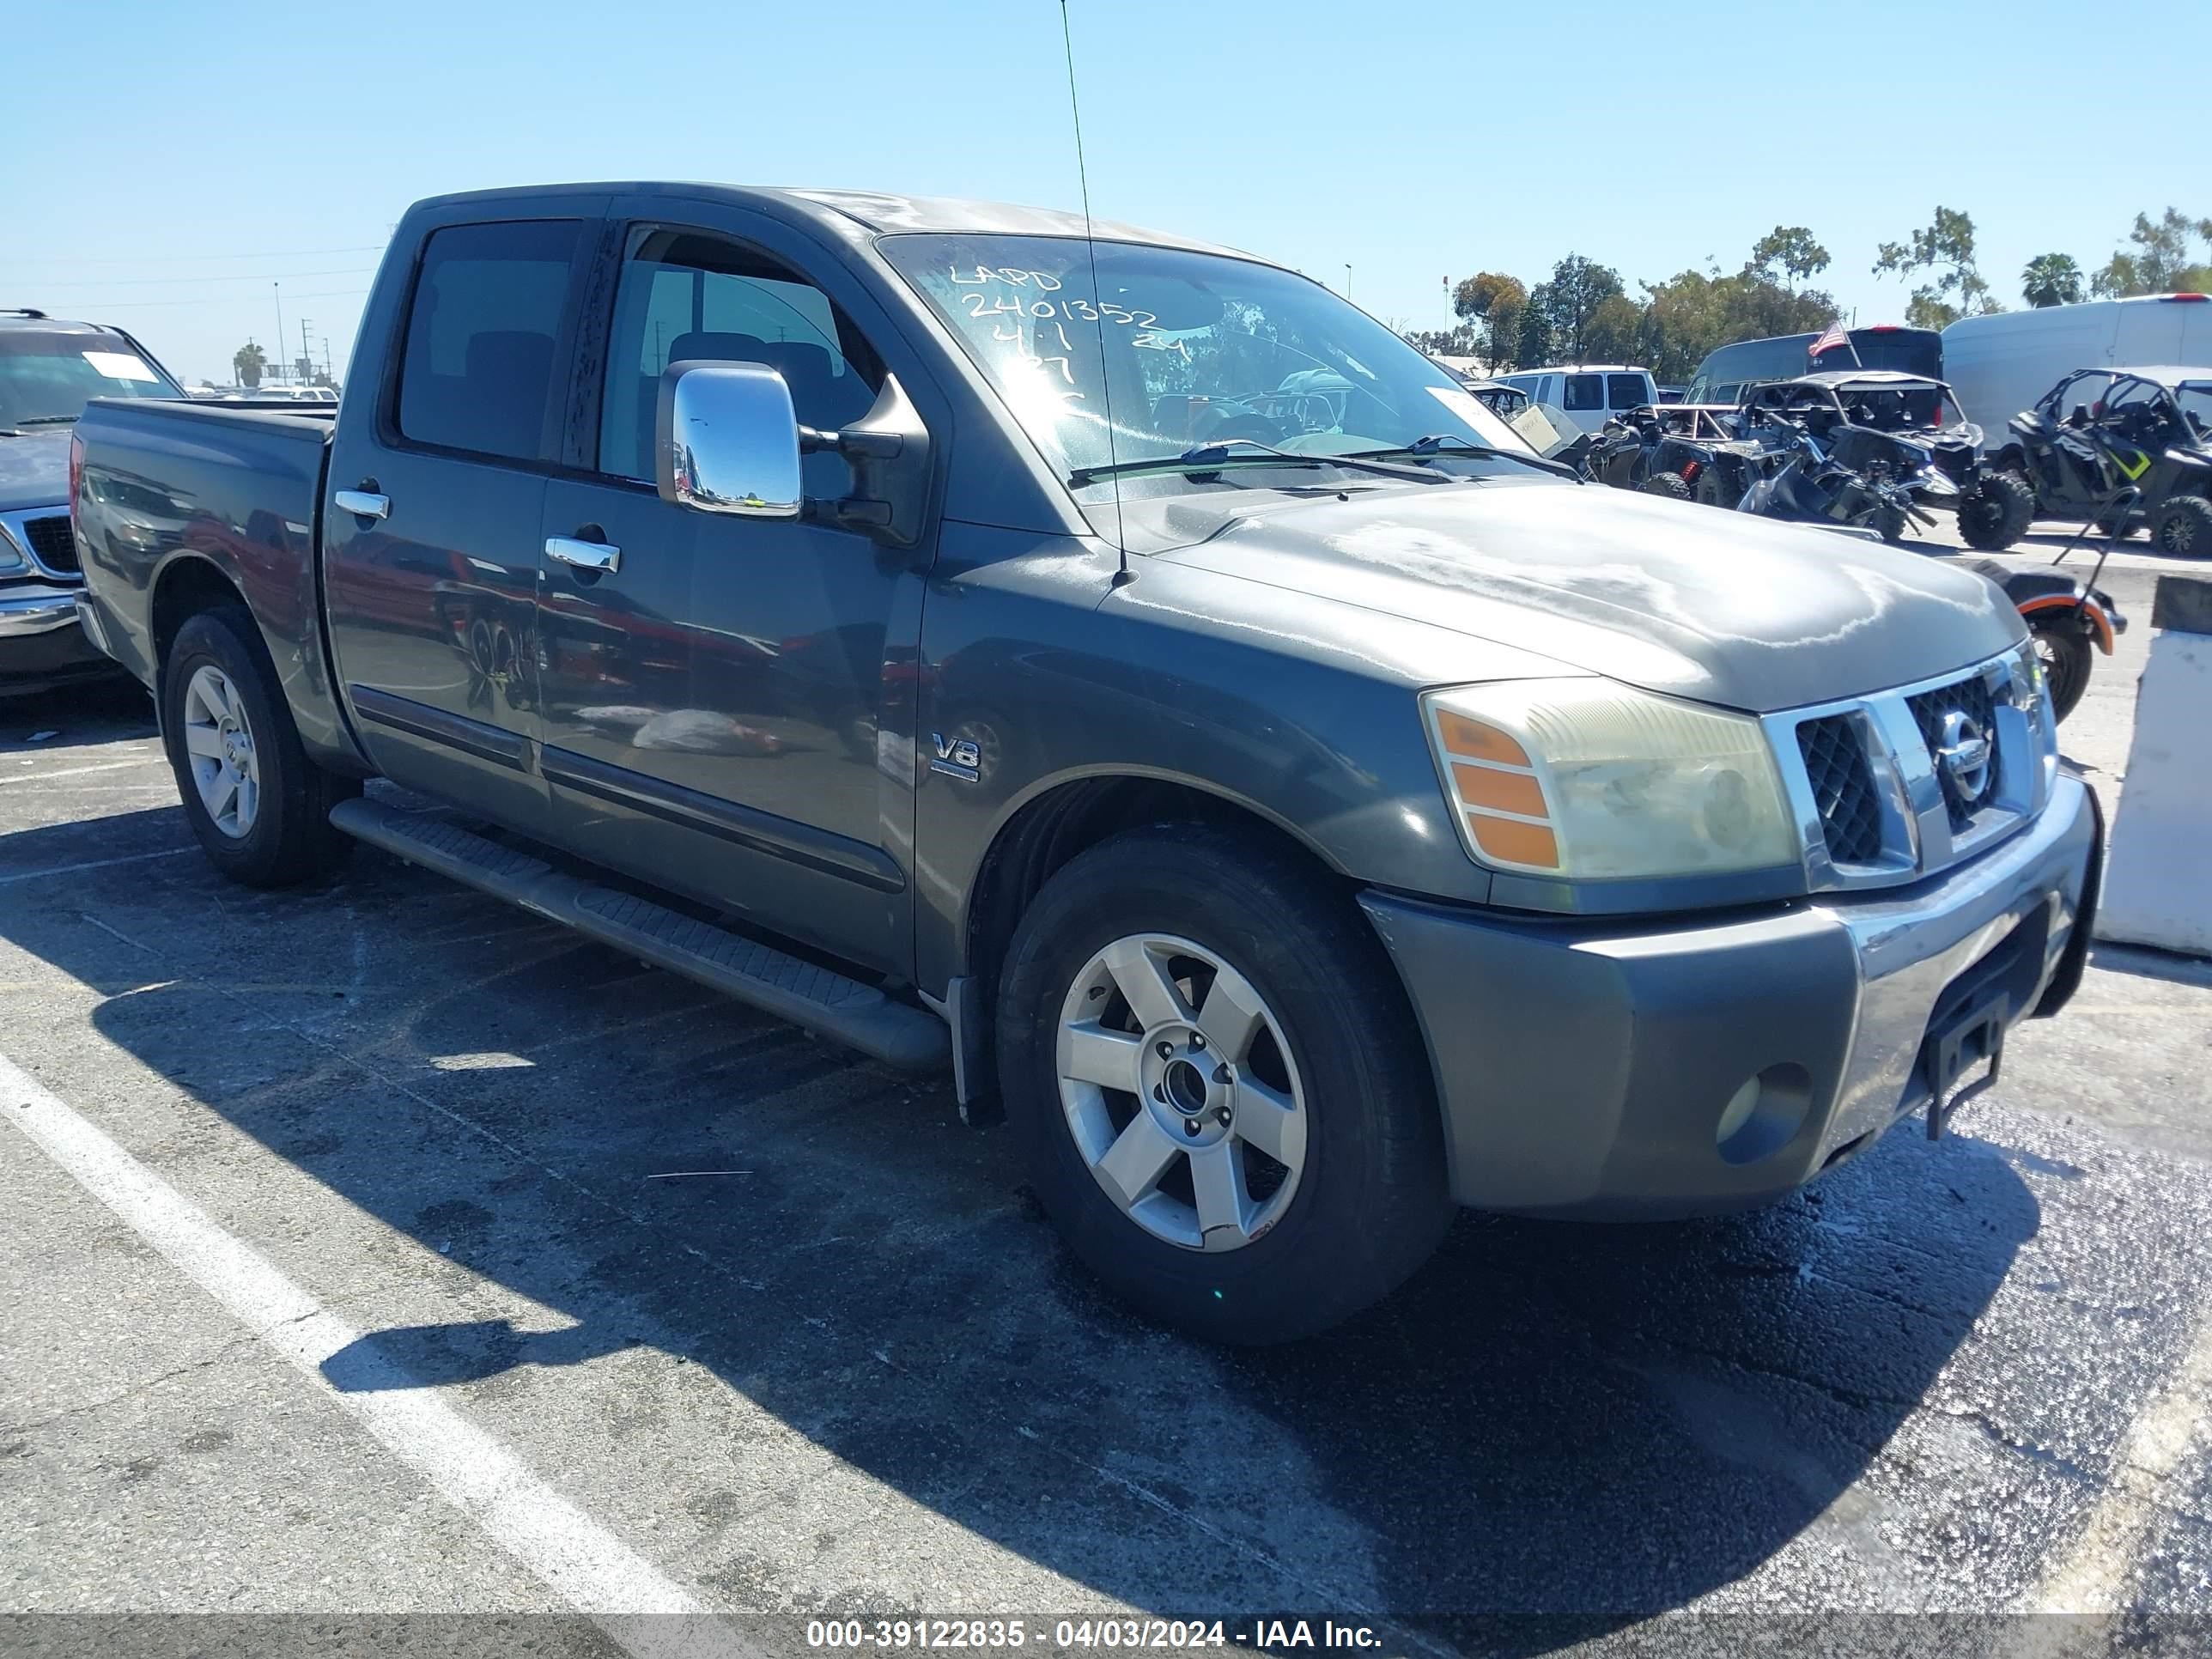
(1360, 772, 2100, 1218)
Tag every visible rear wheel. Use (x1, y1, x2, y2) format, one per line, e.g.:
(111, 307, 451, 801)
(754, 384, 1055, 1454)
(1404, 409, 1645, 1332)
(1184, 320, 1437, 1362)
(2029, 620, 2094, 722)
(1638, 471, 1692, 501)
(994, 824, 1452, 1344)
(161, 606, 359, 886)
(1956, 471, 2034, 551)
(2154, 495, 2212, 558)
(1869, 504, 1910, 544)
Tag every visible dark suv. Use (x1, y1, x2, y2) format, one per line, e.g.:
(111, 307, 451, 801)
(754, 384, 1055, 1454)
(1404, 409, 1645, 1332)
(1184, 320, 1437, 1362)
(1, 308, 187, 695)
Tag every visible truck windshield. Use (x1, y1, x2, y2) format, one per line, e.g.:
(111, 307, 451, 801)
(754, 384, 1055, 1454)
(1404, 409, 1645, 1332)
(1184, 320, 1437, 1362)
(882, 233, 1528, 489)
(0, 330, 184, 428)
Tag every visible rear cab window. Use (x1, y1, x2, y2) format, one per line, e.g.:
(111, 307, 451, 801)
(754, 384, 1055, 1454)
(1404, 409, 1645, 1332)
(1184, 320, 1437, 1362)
(396, 220, 584, 462)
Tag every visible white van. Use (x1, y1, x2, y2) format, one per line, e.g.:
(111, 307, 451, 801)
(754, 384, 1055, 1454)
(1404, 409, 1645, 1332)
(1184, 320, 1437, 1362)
(1942, 295, 2212, 437)
(1494, 364, 1658, 434)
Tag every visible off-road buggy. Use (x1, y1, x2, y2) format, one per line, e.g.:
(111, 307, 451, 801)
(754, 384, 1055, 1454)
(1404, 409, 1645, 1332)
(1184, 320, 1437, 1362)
(1732, 371, 2035, 550)
(1990, 367, 2212, 556)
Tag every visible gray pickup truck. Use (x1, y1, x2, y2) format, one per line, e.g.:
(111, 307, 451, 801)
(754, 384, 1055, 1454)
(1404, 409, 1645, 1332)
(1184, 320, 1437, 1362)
(73, 184, 2100, 1342)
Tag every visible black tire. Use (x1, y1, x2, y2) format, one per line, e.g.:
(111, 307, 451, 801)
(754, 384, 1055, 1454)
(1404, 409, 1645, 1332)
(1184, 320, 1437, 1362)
(1638, 471, 1692, 501)
(1956, 471, 2035, 551)
(1869, 504, 1910, 544)
(2029, 620, 2094, 723)
(1692, 466, 1731, 507)
(2154, 495, 2212, 558)
(161, 605, 359, 887)
(2095, 508, 2137, 539)
(994, 823, 1452, 1344)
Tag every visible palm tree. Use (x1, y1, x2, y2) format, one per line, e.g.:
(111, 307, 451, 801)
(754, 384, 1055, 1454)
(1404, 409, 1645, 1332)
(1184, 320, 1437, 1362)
(232, 340, 267, 388)
(2021, 253, 2084, 309)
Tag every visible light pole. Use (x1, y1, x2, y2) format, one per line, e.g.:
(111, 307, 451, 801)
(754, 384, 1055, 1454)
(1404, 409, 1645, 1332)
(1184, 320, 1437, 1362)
(1344, 264, 1352, 301)
(272, 283, 285, 386)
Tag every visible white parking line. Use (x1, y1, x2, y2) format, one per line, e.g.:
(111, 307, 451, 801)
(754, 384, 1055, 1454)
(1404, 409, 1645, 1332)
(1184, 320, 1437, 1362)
(0, 847, 194, 886)
(0, 1049, 748, 1659)
(2029, 1315, 2212, 1613)
(0, 757, 161, 784)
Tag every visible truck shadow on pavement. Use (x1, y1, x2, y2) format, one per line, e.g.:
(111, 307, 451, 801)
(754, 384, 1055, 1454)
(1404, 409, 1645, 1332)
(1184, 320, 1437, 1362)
(0, 804, 2044, 1651)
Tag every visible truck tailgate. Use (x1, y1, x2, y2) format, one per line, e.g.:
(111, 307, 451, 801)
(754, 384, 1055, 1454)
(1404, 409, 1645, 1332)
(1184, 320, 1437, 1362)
(74, 398, 356, 765)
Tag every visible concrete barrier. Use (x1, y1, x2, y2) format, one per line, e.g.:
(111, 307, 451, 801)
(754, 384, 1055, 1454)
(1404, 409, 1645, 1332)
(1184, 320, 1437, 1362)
(2097, 574, 2212, 958)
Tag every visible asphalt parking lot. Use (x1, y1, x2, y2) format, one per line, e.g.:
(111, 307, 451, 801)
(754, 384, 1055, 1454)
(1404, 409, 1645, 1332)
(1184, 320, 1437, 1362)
(3, 529, 2209, 1658)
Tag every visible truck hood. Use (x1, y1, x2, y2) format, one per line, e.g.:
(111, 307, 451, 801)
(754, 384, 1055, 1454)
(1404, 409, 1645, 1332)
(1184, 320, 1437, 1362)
(1149, 479, 2019, 713)
(0, 428, 70, 514)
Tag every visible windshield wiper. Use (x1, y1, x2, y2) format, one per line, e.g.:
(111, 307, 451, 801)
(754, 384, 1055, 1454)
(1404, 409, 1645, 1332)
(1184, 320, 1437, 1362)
(1068, 438, 1441, 489)
(1346, 434, 1582, 480)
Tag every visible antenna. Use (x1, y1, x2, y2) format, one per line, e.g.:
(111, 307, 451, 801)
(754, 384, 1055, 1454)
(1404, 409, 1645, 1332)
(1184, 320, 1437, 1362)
(1059, 0, 1129, 586)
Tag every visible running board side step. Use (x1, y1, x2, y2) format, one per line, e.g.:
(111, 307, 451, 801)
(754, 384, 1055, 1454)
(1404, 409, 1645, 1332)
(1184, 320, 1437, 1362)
(329, 798, 949, 1073)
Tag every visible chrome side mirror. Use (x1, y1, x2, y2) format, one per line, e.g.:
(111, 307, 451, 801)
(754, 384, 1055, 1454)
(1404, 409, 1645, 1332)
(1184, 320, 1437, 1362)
(654, 362, 803, 519)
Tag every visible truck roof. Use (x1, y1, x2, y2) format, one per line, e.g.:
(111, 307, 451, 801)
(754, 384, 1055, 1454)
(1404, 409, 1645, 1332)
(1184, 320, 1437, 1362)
(410, 182, 1259, 263)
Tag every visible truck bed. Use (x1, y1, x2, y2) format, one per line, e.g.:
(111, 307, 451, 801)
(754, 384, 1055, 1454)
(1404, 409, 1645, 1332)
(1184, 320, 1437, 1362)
(73, 397, 349, 760)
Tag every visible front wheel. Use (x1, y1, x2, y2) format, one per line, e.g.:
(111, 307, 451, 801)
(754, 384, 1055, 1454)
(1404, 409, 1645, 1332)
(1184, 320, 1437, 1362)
(2029, 619, 2094, 723)
(2154, 495, 2212, 558)
(161, 605, 359, 886)
(1957, 471, 2035, 551)
(1639, 471, 1692, 501)
(994, 825, 1452, 1344)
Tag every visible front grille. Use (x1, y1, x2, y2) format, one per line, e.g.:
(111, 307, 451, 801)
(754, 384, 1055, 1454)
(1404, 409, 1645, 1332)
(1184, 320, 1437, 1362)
(23, 514, 77, 574)
(1908, 674, 2001, 830)
(1796, 714, 1883, 865)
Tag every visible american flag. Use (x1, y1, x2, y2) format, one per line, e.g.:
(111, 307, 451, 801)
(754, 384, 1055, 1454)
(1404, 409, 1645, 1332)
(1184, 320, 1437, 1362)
(1809, 321, 1850, 361)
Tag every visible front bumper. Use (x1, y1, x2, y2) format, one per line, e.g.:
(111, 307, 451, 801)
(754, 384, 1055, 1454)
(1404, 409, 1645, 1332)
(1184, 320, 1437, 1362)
(0, 584, 119, 694)
(1361, 772, 2100, 1218)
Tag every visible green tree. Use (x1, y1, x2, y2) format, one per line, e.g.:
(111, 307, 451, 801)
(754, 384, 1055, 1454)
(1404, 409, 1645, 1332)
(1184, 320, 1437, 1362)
(232, 340, 266, 388)
(1747, 226, 1831, 294)
(2021, 253, 2084, 308)
(1632, 263, 1841, 385)
(1514, 300, 1552, 374)
(1450, 271, 1528, 372)
(2087, 209, 2212, 297)
(1528, 254, 1624, 362)
(1582, 294, 1644, 365)
(1874, 206, 2002, 328)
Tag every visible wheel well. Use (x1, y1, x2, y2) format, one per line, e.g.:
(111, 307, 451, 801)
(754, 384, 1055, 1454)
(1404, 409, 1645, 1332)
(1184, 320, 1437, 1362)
(150, 556, 248, 680)
(963, 775, 1336, 1012)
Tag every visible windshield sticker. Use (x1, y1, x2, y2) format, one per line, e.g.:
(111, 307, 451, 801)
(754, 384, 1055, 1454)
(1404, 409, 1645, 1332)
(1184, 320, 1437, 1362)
(1425, 385, 1489, 426)
(82, 350, 158, 383)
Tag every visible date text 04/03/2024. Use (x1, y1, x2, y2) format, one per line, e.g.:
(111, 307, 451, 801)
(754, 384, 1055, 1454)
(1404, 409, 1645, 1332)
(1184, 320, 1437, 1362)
(803, 1619, 1384, 1650)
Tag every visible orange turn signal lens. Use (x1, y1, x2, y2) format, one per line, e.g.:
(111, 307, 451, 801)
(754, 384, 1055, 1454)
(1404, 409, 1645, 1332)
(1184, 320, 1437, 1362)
(1450, 763, 1546, 817)
(1432, 705, 1559, 872)
(1468, 815, 1559, 868)
(1435, 711, 1531, 769)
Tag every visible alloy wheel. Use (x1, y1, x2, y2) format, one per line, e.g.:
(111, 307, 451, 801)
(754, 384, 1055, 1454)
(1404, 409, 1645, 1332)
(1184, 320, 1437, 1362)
(180, 665, 260, 838)
(1054, 933, 1308, 1253)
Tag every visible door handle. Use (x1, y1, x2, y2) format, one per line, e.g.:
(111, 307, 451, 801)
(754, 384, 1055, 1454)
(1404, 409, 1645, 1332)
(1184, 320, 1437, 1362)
(333, 489, 389, 520)
(545, 535, 621, 574)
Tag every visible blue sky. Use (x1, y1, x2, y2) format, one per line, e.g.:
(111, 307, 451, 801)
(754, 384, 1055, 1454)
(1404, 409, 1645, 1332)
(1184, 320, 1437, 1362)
(9, 0, 2208, 384)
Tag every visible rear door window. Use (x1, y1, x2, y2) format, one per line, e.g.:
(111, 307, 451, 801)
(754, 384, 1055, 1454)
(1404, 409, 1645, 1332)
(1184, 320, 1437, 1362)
(397, 219, 583, 463)
(1607, 373, 1649, 410)
(1564, 374, 1605, 411)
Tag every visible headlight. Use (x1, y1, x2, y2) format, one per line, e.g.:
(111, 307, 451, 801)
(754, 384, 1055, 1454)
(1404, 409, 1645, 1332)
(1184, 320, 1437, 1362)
(2006, 640, 2059, 780)
(1421, 678, 1797, 880)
